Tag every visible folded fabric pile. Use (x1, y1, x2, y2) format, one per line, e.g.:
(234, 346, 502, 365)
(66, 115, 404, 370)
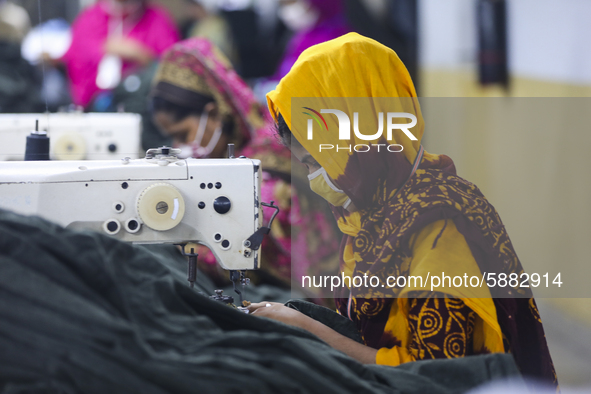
(0, 209, 520, 394)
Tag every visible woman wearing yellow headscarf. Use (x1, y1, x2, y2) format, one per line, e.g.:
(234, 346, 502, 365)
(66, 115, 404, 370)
(248, 33, 556, 386)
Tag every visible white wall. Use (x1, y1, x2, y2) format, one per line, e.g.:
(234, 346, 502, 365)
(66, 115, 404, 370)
(419, 0, 476, 70)
(419, 0, 591, 84)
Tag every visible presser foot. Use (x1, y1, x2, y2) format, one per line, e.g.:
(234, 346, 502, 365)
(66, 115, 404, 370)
(229, 270, 250, 305)
(209, 289, 249, 313)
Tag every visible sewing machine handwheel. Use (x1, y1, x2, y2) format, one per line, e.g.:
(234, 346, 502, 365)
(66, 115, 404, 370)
(53, 132, 87, 160)
(137, 183, 185, 231)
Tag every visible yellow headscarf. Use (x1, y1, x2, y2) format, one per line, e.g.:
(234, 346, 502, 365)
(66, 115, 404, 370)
(267, 33, 439, 176)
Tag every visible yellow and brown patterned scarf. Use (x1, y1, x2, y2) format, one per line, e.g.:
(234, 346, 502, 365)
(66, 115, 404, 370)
(267, 33, 556, 384)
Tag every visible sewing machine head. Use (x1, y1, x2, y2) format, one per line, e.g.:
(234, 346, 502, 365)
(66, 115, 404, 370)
(0, 147, 264, 278)
(0, 112, 142, 161)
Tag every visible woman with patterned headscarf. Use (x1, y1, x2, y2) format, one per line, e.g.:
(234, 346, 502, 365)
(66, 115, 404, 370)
(150, 38, 340, 289)
(248, 33, 557, 387)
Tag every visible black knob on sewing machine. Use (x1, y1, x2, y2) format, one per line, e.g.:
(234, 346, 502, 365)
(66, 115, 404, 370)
(213, 196, 231, 214)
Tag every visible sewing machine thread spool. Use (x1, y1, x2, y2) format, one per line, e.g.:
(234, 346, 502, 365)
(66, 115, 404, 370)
(24, 120, 50, 161)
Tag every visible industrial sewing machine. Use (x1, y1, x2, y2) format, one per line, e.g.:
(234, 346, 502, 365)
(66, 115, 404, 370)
(0, 113, 142, 161)
(0, 146, 278, 308)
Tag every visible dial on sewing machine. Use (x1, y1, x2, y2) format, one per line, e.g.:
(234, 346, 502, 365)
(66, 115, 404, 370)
(0, 146, 278, 307)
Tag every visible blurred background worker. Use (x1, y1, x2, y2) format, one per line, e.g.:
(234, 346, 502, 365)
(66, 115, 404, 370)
(0, 0, 30, 41)
(182, 0, 238, 65)
(62, 0, 179, 110)
(0, 0, 41, 113)
(273, 0, 350, 79)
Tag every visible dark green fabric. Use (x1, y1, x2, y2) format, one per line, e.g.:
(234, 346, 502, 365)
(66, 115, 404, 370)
(0, 209, 522, 393)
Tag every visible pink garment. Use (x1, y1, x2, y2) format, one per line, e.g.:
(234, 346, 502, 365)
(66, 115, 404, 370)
(63, 1, 179, 107)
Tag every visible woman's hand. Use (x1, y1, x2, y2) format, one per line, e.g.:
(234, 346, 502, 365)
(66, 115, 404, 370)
(248, 301, 378, 364)
(247, 302, 313, 330)
(104, 37, 154, 65)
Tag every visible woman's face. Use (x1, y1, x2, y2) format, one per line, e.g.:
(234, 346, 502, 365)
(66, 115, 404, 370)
(112, 0, 143, 4)
(105, 0, 146, 16)
(278, 0, 320, 32)
(290, 140, 321, 175)
(153, 104, 228, 158)
(289, 134, 357, 212)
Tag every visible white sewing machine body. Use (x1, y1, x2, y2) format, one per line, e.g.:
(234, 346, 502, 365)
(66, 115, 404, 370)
(0, 154, 263, 271)
(0, 113, 142, 161)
